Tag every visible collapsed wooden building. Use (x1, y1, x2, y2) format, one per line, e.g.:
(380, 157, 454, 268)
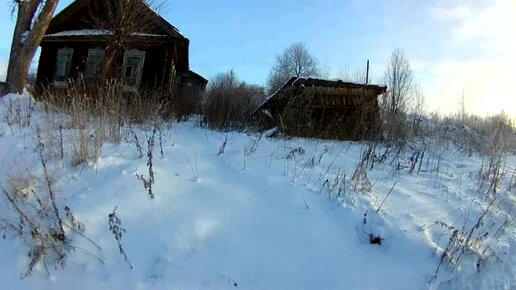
(255, 77, 387, 140)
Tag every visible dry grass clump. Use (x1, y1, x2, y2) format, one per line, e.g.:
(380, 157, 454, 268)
(1, 94, 38, 131)
(0, 143, 80, 277)
(432, 190, 512, 279)
(37, 80, 169, 166)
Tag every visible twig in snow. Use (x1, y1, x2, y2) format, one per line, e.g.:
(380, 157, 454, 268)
(376, 182, 397, 213)
(301, 195, 309, 209)
(108, 207, 133, 269)
(218, 135, 228, 156)
(184, 152, 199, 181)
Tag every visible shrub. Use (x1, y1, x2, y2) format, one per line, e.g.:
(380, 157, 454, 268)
(201, 70, 263, 131)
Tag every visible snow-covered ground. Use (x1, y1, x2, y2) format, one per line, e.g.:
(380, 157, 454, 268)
(0, 94, 514, 290)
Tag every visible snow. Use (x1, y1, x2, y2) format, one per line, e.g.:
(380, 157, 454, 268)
(45, 29, 168, 37)
(20, 31, 29, 44)
(0, 60, 6, 82)
(0, 94, 514, 290)
(45, 29, 109, 37)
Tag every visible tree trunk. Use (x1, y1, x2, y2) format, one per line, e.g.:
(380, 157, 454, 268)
(6, 1, 34, 94)
(5, 0, 59, 95)
(99, 46, 120, 85)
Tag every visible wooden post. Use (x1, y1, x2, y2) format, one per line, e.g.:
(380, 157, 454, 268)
(365, 60, 369, 85)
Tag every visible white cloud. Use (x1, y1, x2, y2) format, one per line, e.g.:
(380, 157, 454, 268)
(430, 0, 516, 55)
(420, 58, 516, 117)
(432, 6, 472, 21)
(453, 0, 515, 55)
(421, 0, 516, 117)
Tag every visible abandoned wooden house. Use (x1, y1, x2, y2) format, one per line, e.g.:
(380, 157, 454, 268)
(255, 77, 387, 140)
(36, 0, 207, 97)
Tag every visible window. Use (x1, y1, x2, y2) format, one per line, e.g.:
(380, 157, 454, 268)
(85, 48, 105, 80)
(54, 48, 73, 87)
(122, 50, 146, 91)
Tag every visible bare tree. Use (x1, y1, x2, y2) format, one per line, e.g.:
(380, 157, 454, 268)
(5, 0, 60, 95)
(412, 83, 425, 116)
(380, 49, 418, 144)
(88, 0, 161, 82)
(266, 42, 320, 94)
(383, 49, 414, 115)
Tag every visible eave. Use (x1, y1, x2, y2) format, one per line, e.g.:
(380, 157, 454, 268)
(41, 35, 181, 44)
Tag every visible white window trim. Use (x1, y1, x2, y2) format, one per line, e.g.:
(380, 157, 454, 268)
(54, 47, 74, 88)
(85, 48, 105, 80)
(122, 49, 146, 92)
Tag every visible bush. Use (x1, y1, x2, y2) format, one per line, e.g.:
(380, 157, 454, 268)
(171, 88, 199, 121)
(201, 70, 263, 131)
(426, 111, 515, 155)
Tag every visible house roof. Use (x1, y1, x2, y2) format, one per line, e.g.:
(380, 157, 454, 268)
(46, 0, 184, 38)
(258, 77, 387, 110)
(179, 69, 209, 87)
(45, 29, 168, 38)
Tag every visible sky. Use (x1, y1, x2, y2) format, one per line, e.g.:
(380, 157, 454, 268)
(0, 0, 515, 117)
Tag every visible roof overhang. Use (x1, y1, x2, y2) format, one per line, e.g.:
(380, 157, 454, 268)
(46, 0, 185, 39)
(42, 31, 180, 43)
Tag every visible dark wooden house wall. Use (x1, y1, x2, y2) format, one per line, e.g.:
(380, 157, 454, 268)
(37, 41, 178, 89)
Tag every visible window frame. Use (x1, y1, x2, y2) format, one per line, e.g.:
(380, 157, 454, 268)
(84, 48, 105, 81)
(54, 47, 74, 88)
(122, 49, 146, 92)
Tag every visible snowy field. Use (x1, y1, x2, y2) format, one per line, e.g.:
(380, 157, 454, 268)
(0, 94, 514, 290)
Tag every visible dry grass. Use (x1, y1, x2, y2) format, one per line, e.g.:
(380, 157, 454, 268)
(36, 80, 170, 166)
(0, 157, 69, 277)
(0, 80, 177, 276)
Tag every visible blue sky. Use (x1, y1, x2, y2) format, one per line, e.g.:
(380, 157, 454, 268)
(1, 0, 515, 117)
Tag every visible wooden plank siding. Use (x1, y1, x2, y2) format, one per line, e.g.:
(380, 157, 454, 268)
(37, 40, 184, 88)
(255, 77, 387, 140)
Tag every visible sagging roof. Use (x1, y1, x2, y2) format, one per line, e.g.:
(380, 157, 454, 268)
(258, 76, 387, 110)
